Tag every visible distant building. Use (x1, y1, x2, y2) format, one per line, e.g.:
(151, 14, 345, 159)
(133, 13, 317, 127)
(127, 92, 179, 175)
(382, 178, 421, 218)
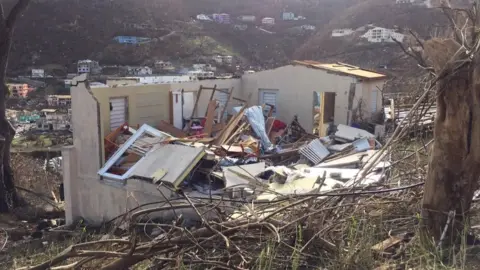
(77, 60, 102, 74)
(47, 95, 72, 107)
(31, 69, 45, 78)
(282, 12, 295, 21)
(127, 66, 153, 76)
(188, 70, 214, 79)
(234, 24, 248, 31)
(113, 36, 152, 44)
(237, 15, 256, 22)
(212, 55, 223, 64)
(7, 83, 30, 98)
(222, 55, 233, 64)
(331, 29, 354, 37)
(301, 25, 316, 31)
(155, 61, 175, 71)
(261, 17, 275, 25)
(196, 14, 212, 21)
(212, 13, 231, 24)
(37, 109, 70, 131)
(396, 0, 432, 7)
(362, 27, 404, 43)
(193, 63, 217, 72)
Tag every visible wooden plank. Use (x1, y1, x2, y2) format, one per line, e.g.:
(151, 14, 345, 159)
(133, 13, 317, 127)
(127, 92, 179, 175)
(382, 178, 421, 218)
(212, 122, 225, 133)
(204, 100, 217, 136)
(221, 145, 244, 153)
(205, 85, 217, 116)
(213, 105, 247, 146)
(158, 121, 187, 138)
(265, 117, 275, 136)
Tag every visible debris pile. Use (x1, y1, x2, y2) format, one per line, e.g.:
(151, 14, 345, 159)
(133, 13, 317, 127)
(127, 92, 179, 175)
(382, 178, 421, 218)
(99, 102, 389, 203)
(16, 99, 432, 269)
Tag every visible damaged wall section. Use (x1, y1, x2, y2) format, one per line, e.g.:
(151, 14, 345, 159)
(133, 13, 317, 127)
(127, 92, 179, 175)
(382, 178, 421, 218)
(64, 75, 178, 225)
(241, 64, 385, 132)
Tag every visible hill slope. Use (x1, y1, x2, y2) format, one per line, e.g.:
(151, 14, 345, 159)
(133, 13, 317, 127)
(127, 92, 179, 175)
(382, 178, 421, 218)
(3, 0, 360, 73)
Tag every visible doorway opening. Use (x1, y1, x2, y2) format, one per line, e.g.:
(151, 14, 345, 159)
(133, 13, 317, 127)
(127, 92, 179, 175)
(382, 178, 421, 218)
(313, 91, 335, 137)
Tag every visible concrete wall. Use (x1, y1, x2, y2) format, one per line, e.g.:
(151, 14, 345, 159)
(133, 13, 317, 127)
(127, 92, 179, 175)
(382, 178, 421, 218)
(172, 79, 242, 117)
(65, 75, 177, 224)
(241, 65, 381, 132)
(90, 84, 171, 141)
(64, 69, 384, 224)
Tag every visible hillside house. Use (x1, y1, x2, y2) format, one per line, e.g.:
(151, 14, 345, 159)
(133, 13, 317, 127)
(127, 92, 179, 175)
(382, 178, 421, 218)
(396, 0, 432, 7)
(155, 61, 175, 71)
(234, 24, 248, 31)
(196, 14, 212, 21)
(77, 60, 102, 75)
(301, 25, 316, 31)
(282, 12, 295, 21)
(113, 36, 152, 44)
(332, 29, 354, 37)
(31, 69, 45, 78)
(62, 62, 386, 224)
(47, 95, 72, 107)
(127, 66, 153, 76)
(37, 109, 70, 131)
(208, 55, 233, 64)
(7, 83, 31, 98)
(193, 64, 216, 72)
(362, 27, 405, 43)
(212, 13, 231, 24)
(261, 17, 275, 25)
(188, 70, 215, 79)
(237, 15, 256, 22)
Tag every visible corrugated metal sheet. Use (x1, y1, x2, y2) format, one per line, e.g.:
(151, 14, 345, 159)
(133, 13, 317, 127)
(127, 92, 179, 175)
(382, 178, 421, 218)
(299, 139, 330, 165)
(110, 97, 126, 131)
(293, 61, 386, 79)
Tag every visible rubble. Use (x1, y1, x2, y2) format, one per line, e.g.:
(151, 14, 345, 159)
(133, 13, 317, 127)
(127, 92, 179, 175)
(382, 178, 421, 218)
(98, 100, 388, 203)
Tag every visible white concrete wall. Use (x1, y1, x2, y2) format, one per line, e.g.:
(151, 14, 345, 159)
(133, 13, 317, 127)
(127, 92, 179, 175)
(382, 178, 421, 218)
(171, 79, 242, 117)
(65, 75, 177, 225)
(241, 65, 378, 132)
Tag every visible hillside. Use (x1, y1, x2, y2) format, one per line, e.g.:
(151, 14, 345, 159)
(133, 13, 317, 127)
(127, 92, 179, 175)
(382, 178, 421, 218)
(3, 0, 360, 73)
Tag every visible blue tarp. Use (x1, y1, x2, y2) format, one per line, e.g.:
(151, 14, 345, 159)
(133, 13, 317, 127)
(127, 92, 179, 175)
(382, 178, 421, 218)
(244, 106, 273, 151)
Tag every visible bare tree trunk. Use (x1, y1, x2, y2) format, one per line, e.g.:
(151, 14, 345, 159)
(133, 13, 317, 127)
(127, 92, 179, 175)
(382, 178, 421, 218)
(0, 0, 31, 212)
(421, 38, 480, 246)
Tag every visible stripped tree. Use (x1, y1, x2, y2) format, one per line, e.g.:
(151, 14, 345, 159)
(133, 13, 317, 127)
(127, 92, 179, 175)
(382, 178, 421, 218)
(396, 0, 480, 247)
(0, 0, 31, 212)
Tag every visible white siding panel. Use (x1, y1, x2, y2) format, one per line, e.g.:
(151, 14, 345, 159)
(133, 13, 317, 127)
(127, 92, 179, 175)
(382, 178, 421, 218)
(110, 97, 126, 131)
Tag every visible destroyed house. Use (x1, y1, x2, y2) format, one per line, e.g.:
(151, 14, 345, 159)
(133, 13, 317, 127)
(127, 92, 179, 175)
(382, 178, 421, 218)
(62, 62, 387, 225)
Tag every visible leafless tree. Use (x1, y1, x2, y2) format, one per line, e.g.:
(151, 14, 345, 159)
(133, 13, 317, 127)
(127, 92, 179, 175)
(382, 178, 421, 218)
(397, 0, 480, 247)
(0, 0, 31, 212)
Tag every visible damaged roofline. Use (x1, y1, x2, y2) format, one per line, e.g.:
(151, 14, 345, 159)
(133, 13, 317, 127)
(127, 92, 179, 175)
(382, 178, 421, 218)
(292, 60, 387, 81)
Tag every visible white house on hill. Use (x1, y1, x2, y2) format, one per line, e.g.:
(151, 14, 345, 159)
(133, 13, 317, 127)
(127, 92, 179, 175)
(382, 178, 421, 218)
(261, 17, 275, 25)
(362, 27, 404, 43)
(332, 29, 354, 37)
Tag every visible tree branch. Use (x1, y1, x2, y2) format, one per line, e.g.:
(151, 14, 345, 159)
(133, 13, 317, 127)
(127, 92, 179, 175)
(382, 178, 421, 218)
(5, 0, 31, 31)
(0, 2, 5, 22)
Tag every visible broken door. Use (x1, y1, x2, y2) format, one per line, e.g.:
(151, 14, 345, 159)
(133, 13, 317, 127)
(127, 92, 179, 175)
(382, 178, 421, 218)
(172, 90, 195, 129)
(313, 91, 335, 137)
